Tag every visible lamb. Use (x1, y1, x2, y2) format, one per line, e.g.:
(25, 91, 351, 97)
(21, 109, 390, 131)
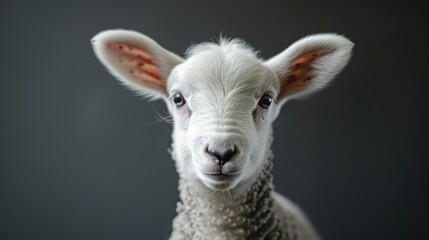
(91, 29, 353, 240)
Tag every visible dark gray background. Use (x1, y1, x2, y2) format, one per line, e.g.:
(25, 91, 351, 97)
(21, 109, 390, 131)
(1, 1, 428, 239)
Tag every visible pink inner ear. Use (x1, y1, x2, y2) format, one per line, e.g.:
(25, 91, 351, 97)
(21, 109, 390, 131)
(108, 43, 166, 89)
(279, 49, 329, 99)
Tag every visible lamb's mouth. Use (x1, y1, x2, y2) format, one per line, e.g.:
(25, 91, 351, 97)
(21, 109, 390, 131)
(201, 171, 241, 182)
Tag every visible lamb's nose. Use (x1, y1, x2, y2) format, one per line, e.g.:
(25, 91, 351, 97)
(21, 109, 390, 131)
(206, 146, 237, 166)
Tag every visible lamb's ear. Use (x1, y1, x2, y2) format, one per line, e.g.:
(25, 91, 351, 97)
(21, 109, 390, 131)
(91, 29, 184, 99)
(264, 34, 353, 104)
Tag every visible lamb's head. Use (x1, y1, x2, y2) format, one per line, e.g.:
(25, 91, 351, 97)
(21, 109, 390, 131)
(167, 41, 280, 191)
(92, 30, 353, 192)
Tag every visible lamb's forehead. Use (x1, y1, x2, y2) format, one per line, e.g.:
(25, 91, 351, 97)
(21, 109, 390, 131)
(185, 38, 258, 59)
(168, 39, 279, 96)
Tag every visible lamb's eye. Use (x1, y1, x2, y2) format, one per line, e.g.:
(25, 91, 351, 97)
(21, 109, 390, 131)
(173, 93, 186, 107)
(258, 94, 273, 109)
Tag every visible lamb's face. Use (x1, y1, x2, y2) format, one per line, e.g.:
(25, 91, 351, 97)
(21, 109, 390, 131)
(92, 30, 353, 192)
(167, 46, 280, 190)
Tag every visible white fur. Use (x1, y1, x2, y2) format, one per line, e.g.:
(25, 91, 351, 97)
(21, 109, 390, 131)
(91, 29, 353, 239)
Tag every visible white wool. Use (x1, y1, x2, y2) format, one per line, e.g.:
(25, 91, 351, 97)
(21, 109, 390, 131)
(170, 140, 319, 239)
(91, 29, 353, 240)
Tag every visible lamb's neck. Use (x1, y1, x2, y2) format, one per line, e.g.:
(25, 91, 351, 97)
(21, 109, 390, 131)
(171, 151, 286, 240)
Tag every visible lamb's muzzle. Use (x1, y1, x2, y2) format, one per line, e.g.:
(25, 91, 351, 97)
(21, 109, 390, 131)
(91, 29, 353, 239)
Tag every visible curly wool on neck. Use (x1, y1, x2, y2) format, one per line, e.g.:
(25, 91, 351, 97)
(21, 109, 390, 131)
(170, 148, 298, 240)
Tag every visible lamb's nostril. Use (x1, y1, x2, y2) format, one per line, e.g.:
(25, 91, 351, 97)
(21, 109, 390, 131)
(206, 146, 237, 166)
(221, 148, 236, 162)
